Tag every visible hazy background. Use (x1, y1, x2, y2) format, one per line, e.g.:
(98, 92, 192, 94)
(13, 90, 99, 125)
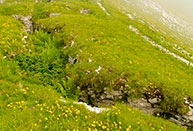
(158, 0, 193, 22)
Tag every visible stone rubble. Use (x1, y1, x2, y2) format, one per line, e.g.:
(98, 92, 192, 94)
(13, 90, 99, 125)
(13, 15, 33, 34)
(49, 13, 61, 17)
(79, 86, 193, 127)
(80, 8, 92, 15)
(95, 66, 102, 74)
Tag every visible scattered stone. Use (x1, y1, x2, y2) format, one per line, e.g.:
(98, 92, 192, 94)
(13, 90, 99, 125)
(86, 70, 91, 74)
(49, 13, 61, 17)
(89, 59, 92, 62)
(128, 98, 161, 114)
(111, 91, 122, 96)
(13, 15, 33, 33)
(170, 117, 185, 127)
(29, 49, 32, 53)
(70, 40, 74, 47)
(79, 85, 193, 128)
(143, 87, 163, 107)
(3, 56, 6, 59)
(79, 90, 88, 102)
(184, 97, 190, 105)
(105, 95, 114, 99)
(80, 8, 92, 14)
(95, 66, 102, 74)
(190, 104, 193, 109)
(22, 36, 28, 44)
(68, 56, 78, 65)
(149, 98, 161, 104)
(100, 100, 114, 106)
(23, 36, 28, 39)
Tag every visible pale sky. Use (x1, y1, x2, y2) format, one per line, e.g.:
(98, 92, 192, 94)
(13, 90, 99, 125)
(158, 0, 193, 22)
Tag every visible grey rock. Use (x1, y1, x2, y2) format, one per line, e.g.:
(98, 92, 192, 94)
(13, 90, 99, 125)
(149, 98, 161, 104)
(187, 108, 193, 116)
(106, 95, 114, 99)
(190, 103, 193, 109)
(111, 91, 122, 96)
(118, 96, 123, 99)
(100, 100, 114, 106)
(170, 117, 184, 126)
(104, 91, 111, 95)
(79, 90, 88, 102)
(68, 56, 78, 65)
(183, 109, 193, 121)
(13, 15, 33, 33)
(127, 98, 161, 114)
(100, 95, 106, 100)
(49, 13, 61, 17)
(80, 8, 92, 14)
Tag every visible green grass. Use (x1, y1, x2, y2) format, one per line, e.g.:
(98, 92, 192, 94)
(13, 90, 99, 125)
(0, 2, 34, 16)
(35, 1, 193, 113)
(0, 16, 24, 56)
(0, 0, 193, 130)
(0, 59, 184, 130)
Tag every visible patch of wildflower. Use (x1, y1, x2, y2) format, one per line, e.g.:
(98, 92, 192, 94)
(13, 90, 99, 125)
(0, 16, 24, 56)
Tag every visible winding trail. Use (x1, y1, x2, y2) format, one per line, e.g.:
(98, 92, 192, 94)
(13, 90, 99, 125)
(129, 25, 193, 67)
(97, 0, 110, 16)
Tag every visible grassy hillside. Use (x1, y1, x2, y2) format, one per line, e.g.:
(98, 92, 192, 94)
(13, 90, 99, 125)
(0, 0, 193, 130)
(0, 56, 184, 130)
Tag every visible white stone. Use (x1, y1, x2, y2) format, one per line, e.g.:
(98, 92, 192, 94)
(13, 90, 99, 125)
(89, 59, 92, 62)
(95, 66, 102, 74)
(59, 99, 109, 114)
(97, 1, 110, 16)
(49, 13, 61, 17)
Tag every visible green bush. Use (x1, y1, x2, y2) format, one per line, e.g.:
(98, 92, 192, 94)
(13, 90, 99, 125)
(16, 30, 68, 86)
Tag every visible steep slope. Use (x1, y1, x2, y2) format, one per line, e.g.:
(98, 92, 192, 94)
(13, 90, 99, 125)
(112, 0, 193, 48)
(0, 0, 193, 130)
(33, 0, 193, 110)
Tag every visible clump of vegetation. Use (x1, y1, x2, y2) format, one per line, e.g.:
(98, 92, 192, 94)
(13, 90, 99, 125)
(0, 16, 23, 56)
(0, 60, 184, 130)
(16, 31, 67, 84)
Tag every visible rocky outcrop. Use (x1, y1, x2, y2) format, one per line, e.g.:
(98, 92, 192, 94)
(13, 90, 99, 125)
(128, 98, 193, 128)
(13, 15, 33, 34)
(79, 87, 193, 128)
(79, 87, 124, 106)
